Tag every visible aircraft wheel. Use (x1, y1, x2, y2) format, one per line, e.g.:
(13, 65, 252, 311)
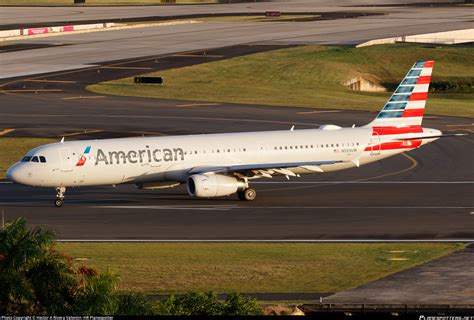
(238, 188, 256, 201)
(54, 198, 64, 207)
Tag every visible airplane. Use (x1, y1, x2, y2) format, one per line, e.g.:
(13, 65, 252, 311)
(6, 60, 461, 207)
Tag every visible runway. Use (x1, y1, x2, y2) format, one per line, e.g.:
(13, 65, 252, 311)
(0, 82, 472, 240)
(1, 1, 473, 79)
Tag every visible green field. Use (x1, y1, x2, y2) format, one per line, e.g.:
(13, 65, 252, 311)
(0, 0, 216, 5)
(58, 242, 464, 295)
(88, 44, 474, 118)
(0, 137, 57, 178)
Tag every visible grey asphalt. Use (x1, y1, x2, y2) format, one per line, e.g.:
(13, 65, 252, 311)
(0, 0, 470, 26)
(325, 244, 474, 304)
(0, 90, 472, 240)
(1, 1, 473, 78)
(0, 2, 473, 240)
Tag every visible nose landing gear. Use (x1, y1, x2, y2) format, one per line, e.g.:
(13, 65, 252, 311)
(55, 187, 66, 207)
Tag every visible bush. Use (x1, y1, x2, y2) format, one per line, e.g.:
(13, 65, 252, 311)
(0, 218, 262, 316)
(154, 291, 262, 316)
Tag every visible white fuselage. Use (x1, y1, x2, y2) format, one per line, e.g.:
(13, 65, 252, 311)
(6, 126, 440, 188)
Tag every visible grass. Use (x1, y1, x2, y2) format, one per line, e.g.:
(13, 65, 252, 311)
(88, 44, 474, 118)
(0, 137, 57, 178)
(0, 0, 217, 5)
(58, 242, 464, 295)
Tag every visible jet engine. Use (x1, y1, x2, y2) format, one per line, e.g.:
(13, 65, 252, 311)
(187, 174, 246, 198)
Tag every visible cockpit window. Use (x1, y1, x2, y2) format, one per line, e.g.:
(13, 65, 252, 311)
(31, 156, 39, 163)
(21, 156, 32, 162)
(39, 156, 46, 163)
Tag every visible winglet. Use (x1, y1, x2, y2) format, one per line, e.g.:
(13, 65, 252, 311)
(60, 137, 65, 143)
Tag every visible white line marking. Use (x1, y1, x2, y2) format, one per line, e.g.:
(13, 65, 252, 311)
(96, 205, 473, 210)
(58, 239, 474, 243)
(252, 181, 474, 184)
(0, 181, 12, 184)
(91, 205, 238, 211)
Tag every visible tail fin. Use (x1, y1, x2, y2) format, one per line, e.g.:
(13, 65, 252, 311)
(366, 60, 434, 128)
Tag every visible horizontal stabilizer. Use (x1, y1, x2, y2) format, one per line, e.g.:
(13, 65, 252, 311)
(393, 133, 467, 141)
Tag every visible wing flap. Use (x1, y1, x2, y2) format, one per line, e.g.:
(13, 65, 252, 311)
(189, 160, 343, 176)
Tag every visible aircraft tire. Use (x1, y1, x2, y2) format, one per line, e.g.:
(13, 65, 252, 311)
(238, 188, 256, 201)
(55, 198, 64, 207)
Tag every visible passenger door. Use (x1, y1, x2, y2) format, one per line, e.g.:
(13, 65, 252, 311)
(59, 148, 74, 172)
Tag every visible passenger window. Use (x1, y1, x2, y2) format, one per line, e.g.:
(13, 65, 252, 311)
(31, 156, 39, 162)
(39, 156, 46, 163)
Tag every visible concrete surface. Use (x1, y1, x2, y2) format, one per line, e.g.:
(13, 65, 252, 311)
(0, 1, 473, 78)
(325, 244, 474, 304)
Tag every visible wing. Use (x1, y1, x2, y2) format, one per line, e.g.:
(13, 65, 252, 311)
(189, 160, 345, 179)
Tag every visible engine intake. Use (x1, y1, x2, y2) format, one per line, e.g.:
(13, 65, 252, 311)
(187, 174, 246, 198)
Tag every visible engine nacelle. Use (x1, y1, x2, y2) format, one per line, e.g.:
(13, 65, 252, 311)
(187, 174, 246, 198)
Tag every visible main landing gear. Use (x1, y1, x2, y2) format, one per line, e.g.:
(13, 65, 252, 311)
(237, 188, 257, 201)
(55, 187, 66, 207)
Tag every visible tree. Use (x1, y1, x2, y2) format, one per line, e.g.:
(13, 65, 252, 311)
(0, 217, 262, 316)
(0, 217, 76, 314)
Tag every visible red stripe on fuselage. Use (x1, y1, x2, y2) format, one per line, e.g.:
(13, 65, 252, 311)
(402, 108, 424, 117)
(372, 126, 423, 135)
(416, 76, 431, 84)
(364, 140, 422, 151)
(409, 92, 428, 101)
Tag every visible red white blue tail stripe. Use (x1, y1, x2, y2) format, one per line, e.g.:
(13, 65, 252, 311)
(368, 60, 434, 128)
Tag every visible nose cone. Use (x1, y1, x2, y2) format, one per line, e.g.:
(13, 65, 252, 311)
(6, 164, 18, 182)
(6, 163, 27, 184)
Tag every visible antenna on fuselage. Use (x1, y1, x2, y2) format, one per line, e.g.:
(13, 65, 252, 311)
(290, 125, 295, 131)
(60, 137, 65, 143)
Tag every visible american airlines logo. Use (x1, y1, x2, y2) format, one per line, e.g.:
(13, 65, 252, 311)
(76, 146, 91, 166)
(95, 146, 185, 165)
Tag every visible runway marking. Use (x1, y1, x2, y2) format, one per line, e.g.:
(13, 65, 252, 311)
(0, 113, 318, 127)
(0, 128, 15, 136)
(99, 66, 153, 70)
(446, 123, 474, 127)
(62, 95, 106, 100)
(259, 153, 419, 193)
(93, 205, 238, 211)
(0, 181, 12, 184)
(0, 89, 62, 93)
(62, 129, 104, 137)
(296, 110, 341, 115)
(176, 103, 221, 107)
(172, 54, 223, 58)
(58, 239, 474, 243)
(360, 153, 418, 182)
(25, 79, 76, 84)
(95, 205, 473, 210)
(252, 181, 474, 184)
